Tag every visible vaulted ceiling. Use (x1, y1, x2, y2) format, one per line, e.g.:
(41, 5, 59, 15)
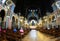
(12, 0, 55, 17)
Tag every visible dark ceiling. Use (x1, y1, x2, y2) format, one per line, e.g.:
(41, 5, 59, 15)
(12, 0, 55, 17)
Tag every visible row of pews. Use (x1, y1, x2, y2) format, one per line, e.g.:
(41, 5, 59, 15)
(38, 25, 60, 37)
(0, 27, 31, 41)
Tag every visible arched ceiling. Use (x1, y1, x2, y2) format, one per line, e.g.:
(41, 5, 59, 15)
(12, 0, 55, 17)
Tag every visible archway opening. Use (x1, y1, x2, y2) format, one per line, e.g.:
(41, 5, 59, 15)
(0, 9, 5, 21)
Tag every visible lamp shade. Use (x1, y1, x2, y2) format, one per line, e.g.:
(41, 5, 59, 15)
(13, 28, 17, 32)
(19, 28, 24, 33)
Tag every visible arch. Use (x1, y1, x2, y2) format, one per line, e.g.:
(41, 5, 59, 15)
(12, 16, 16, 28)
(12, 16, 15, 22)
(28, 16, 38, 23)
(0, 9, 5, 21)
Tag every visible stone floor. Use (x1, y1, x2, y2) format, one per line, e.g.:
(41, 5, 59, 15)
(22, 30, 60, 41)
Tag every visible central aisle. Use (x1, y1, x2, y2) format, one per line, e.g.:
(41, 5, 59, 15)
(22, 30, 58, 41)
